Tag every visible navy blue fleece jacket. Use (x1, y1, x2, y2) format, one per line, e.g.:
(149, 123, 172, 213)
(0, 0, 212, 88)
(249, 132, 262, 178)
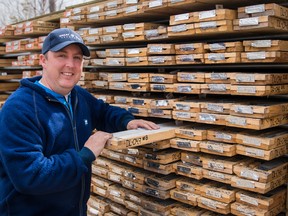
(0, 76, 134, 216)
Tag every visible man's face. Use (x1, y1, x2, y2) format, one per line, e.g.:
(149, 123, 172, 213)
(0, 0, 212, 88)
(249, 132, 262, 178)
(40, 44, 84, 95)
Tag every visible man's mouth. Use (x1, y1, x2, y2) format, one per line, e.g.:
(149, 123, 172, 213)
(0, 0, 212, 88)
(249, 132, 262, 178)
(62, 72, 73, 76)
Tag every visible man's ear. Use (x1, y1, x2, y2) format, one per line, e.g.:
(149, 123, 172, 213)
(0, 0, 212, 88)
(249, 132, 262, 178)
(39, 54, 46, 68)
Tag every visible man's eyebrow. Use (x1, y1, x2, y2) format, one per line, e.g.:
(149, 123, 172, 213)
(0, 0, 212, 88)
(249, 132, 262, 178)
(56, 49, 83, 55)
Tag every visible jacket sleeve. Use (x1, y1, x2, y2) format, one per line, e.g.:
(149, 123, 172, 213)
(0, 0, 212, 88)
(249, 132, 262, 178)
(0, 97, 88, 195)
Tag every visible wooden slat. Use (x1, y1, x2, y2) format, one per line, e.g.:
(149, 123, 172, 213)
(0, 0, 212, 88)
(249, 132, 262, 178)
(0, 74, 22, 80)
(0, 82, 19, 91)
(237, 3, 288, 20)
(106, 122, 178, 149)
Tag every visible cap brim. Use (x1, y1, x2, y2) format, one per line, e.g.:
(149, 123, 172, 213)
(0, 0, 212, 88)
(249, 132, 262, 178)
(50, 41, 90, 57)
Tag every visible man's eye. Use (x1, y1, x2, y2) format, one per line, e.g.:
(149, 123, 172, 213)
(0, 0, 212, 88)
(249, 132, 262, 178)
(75, 56, 82, 60)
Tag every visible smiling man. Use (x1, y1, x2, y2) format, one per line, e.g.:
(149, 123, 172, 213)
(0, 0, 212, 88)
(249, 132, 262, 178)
(0, 28, 159, 216)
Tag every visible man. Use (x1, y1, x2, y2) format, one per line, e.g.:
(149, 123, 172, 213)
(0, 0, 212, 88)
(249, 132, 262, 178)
(0, 28, 159, 215)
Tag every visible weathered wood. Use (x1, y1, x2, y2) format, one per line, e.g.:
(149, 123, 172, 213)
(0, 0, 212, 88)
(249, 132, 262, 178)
(243, 40, 288, 52)
(173, 100, 201, 113)
(126, 97, 152, 108)
(237, 3, 288, 20)
(143, 148, 181, 164)
(101, 148, 125, 163)
(231, 201, 286, 216)
(106, 122, 177, 149)
(231, 172, 288, 193)
(125, 47, 147, 57)
(226, 114, 288, 130)
(204, 52, 241, 64)
(193, 9, 237, 22)
(150, 84, 174, 93)
(233, 16, 288, 32)
(207, 126, 245, 144)
(22, 26, 57, 36)
(172, 111, 197, 122)
(91, 80, 109, 89)
(175, 177, 207, 194)
(144, 173, 181, 190)
(0, 59, 14, 66)
(177, 72, 205, 83)
(123, 22, 161, 32)
(230, 100, 288, 118)
(174, 123, 213, 140)
(107, 73, 127, 82)
(127, 73, 149, 82)
(144, 139, 171, 150)
(200, 181, 238, 203)
(142, 0, 186, 15)
(170, 12, 194, 26)
(175, 43, 205, 54)
(202, 169, 233, 185)
(0, 82, 20, 91)
(174, 83, 201, 94)
(141, 196, 177, 212)
(0, 74, 22, 80)
(147, 43, 175, 55)
(170, 204, 207, 216)
(241, 51, 288, 63)
(150, 98, 180, 109)
(173, 161, 203, 180)
(145, 26, 168, 40)
(204, 41, 243, 53)
(201, 155, 246, 174)
(100, 33, 123, 44)
(126, 57, 148, 66)
(123, 30, 147, 41)
(196, 113, 227, 126)
(195, 20, 234, 34)
(197, 196, 231, 214)
(149, 73, 177, 84)
(105, 48, 126, 57)
(122, 178, 144, 192)
(200, 140, 237, 157)
(170, 188, 199, 206)
(236, 127, 288, 150)
(109, 82, 150, 91)
(230, 84, 288, 96)
(88, 195, 111, 213)
(235, 186, 287, 210)
(148, 109, 172, 119)
(126, 106, 149, 117)
(175, 54, 204, 64)
(167, 23, 195, 37)
(105, 57, 125, 66)
(200, 83, 231, 95)
(143, 160, 176, 175)
(230, 73, 288, 85)
(236, 144, 288, 160)
(170, 138, 201, 152)
(204, 72, 232, 84)
(148, 56, 176, 65)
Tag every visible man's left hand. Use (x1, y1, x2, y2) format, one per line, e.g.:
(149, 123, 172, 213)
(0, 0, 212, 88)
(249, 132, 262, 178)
(127, 119, 160, 130)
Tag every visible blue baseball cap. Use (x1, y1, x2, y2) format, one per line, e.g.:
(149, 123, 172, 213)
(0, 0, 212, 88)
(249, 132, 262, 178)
(42, 28, 90, 57)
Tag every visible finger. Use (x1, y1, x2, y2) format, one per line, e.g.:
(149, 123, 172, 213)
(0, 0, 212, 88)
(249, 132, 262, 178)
(140, 121, 160, 130)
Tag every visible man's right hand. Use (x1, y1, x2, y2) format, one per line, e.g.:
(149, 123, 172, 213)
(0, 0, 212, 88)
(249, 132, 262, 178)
(84, 131, 112, 157)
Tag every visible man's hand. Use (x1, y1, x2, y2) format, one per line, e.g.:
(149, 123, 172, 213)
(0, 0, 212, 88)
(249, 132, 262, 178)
(127, 119, 160, 130)
(84, 131, 112, 157)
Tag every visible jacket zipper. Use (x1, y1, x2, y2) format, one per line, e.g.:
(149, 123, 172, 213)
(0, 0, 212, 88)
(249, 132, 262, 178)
(47, 96, 84, 216)
(72, 96, 85, 216)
